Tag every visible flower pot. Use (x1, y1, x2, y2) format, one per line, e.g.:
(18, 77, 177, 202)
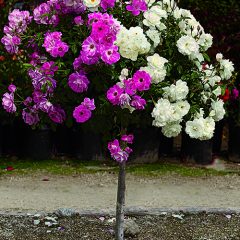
(23, 127, 52, 160)
(212, 120, 225, 156)
(2, 122, 18, 156)
(228, 120, 240, 162)
(52, 126, 73, 157)
(181, 132, 213, 165)
(72, 129, 104, 161)
(130, 127, 159, 163)
(158, 131, 174, 157)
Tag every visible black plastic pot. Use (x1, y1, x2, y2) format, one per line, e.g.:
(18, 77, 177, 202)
(158, 131, 174, 157)
(212, 120, 225, 155)
(129, 127, 160, 163)
(228, 120, 240, 162)
(181, 132, 213, 165)
(52, 126, 73, 157)
(72, 129, 104, 161)
(23, 127, 52, 160)
(1, 122, 18, 157)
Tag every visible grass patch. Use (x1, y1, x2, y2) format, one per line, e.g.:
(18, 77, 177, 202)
(127, 163, 227, 177)
(0, 158, 229, 177)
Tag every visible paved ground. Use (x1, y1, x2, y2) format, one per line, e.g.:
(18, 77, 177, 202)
(0, 172, 240, 212)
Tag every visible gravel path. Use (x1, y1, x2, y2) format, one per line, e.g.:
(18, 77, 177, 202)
(0, 173, 240, 212)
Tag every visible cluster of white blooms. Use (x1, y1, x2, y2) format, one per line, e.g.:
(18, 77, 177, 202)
(185, 116, 215, 140)
(141, 53, 168, 84)
(143, 5, 167, 30)
(116, 26, 151, 61)
(115, 0, 233, 141)
(163, 80, 189, 102)
(219, 59, 235, 80)
(209, 100, 226, 121)
(152, 80, 190, 137)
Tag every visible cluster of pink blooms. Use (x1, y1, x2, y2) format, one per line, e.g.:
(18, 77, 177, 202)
(108, 134, 134, 162)
(126, 0, 147, 16)
(34, 0, 86, 25)
(73, 98, 96, 123)
(43, 32, 69, 58)
(33, 1, 60, 25)
(2, 84, 17, 113)
(1, 0, 148, 158)
(19, 59, 66, 126)
(107, 70, 151, 110)
(73, 13, 121, 67)
(1, 9, 32, 54)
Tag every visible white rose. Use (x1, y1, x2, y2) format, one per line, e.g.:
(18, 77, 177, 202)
(219, 59, 234, 80)
(173, 100, 190, 117)
(147, 53, 168, 69)
(83, 0, 100, 8)
(162, 122, 182, 138)
(210, 100, 225, 121)
(177, 35, 199, 56)
(146, 29, 161, 47)
(163, 80, 189, 101)
(216, 53, 223, 62)
(152, 98, 174, 127)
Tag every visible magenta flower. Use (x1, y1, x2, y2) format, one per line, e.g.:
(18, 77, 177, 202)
(126, 0, 148, 16)
(7, 9, 32, 34)
(125, 147, 133, 154)
(68, 72, 89, 93)
(8, 84, 16, 93)
(2, 93, 16, 113)
(22, 109, 40, 125)
(74, 16, 84, 25)
(32, 90, 46, 104)
(107, 85, 124, 105)
(82, 37, 99, 57)
(108, 134, 134, 162)
(40, 61, 58, 75)
(1, 34, 21, 54)
(121, 134, 134, 144)
(119, 93, 131, 106)
(50, 41, 69, 58)
(108, 139, 121, 154)
(73, 105, 92, 123)
(101, 45, 120, 65)
(130, 95, 146, 110)
(23, 97, 32, 106)
(43, 32, 69, 58)
(81, 50, 99, 65)
(33, 2, 59, 25)
(73, 56, 83, 71)
(232, 88, 239, 100)
(132, 70, 151, 91)
(48, 105, 66, 124)
(112, 150, 129, 162)
(101, 0, 116, 10)
(124, 78, 137, 96)
(91, 21, 110, 41)
(37, 100, 53, 113)
(82, 98, 96, 111)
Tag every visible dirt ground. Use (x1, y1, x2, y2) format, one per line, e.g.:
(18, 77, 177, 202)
(1, 213, 240, 240)
(0, 173, 240, 211)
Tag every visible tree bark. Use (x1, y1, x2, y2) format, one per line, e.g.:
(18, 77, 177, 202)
(115, 161, 126, 240)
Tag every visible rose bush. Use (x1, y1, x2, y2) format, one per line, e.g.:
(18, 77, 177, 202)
(1, 0, 235, 238)
(1, 0, 234, 146)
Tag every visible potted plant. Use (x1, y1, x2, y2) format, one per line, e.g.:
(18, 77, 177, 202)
(1, 0, 234, 238)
